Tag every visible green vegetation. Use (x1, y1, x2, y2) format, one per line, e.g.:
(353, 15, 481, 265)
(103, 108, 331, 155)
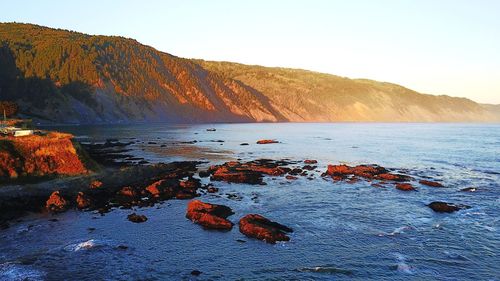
(0, 23, 497, 123)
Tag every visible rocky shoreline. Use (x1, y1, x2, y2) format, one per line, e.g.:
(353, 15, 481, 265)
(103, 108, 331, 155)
(0, 134, 475, 243)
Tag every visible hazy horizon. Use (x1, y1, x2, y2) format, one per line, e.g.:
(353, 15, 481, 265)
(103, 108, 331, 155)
(2, 0, 500, 104)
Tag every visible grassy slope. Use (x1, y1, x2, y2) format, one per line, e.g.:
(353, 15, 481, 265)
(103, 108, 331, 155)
(196, 60, 498, 122)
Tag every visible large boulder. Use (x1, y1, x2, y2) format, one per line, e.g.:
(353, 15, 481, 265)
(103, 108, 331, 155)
(239, 214, 293, 243)
(186, 200, 234, 230)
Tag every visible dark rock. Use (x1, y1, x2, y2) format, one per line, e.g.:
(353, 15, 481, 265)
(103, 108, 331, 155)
(460, 187, 478, 192)
(191, 270, 202, 276)
(428, 201, 470, 213)
(127, 213, 148, 223)
(240, 143, 249, 146)
(419, 180, 445, 188)
(304, 159, 317, 164)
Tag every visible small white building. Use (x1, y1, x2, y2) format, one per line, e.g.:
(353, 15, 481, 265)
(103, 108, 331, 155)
(0, 126, 33, 137)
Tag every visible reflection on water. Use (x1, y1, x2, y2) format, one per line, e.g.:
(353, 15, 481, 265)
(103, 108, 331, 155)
(3, 123, 499, 280)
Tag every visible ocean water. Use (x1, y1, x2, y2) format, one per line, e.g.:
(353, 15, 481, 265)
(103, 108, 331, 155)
(1, 123, 499, 280)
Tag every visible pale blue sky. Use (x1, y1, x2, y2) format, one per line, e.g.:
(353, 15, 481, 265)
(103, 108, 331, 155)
(2, 0, 499, 104)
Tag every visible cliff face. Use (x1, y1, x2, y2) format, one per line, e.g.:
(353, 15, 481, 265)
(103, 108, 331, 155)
(0, 132, 89, 181)
(0, 23, 498, 123)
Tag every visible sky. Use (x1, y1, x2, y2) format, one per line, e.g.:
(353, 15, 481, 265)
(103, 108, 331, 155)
(2, 0, 500, 104)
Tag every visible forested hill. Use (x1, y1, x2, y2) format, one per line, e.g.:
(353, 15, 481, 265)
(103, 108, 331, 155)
(0, 23, 498, 123)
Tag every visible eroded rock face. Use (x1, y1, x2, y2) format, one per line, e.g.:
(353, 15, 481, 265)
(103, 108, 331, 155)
(428, 201, 470, 213)
(419, 180, 444, 188)
(46, 191, 69, 212)
(0, 132, 89, 181)
(239, 214, 293, 243)
(186, 200, 234, 230)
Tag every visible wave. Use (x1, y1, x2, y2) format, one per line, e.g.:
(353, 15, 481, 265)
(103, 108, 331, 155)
(297, 265, 353, 275)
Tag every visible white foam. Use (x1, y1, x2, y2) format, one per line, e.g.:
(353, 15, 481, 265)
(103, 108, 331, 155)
(394, 253, 414, 274)
(0, 262, 46, 281)
(64, 239, 98, 252)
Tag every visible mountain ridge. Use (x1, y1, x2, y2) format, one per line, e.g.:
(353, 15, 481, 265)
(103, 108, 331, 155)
(0, 22, 498, 123)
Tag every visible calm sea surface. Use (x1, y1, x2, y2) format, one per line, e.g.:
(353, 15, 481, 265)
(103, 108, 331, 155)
(1, 123, 499, 280)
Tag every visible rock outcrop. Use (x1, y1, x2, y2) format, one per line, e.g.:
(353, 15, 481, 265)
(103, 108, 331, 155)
(239, 214, 293, 243)
(46, 191, 69, 213)
(0, 132, 90, 181)
(186, 200, 234, 230)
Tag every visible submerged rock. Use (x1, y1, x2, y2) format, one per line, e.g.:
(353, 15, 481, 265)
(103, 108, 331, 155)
(127, 213, 148, 223)
(186, 200, 234, 230)
(395, 183, 416, 191)
(428, 201, 470, 213)
(191, 270, 202, 276)
(239, 214, 293, 243)
(304, 159, 318, 164)
(46, 191, 69, 212)
(460, 187, 478, 192)
(419, 180, 444, 187)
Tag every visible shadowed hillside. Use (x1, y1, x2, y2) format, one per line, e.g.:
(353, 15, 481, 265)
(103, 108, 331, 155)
(0, 23, 498, 123)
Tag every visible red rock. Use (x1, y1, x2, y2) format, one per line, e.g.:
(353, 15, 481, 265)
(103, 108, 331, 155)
(127, 213, 147, 223)
(89, 180, 103, 189)
(0, 132, 88, 181)
(180, 178, 201, 189)
(395, 183, 415, 191)
(347, 177, 360, 184)
(119, 186, 136, 197)
(326, 164, 352, 176)
(376, 173, 412, 182)
(351, 165, 387, 178)
(256, 139, 279, 144)
(46, 191, 68, 212)
(144, 180, 164, 197)
(371, 183, 386, 188)
(186, 200, 234, 230)
(207, 187, 219, 193)
(76, 192, 91, 209)
(428, 201, 470, 213)
(211, 166, 262, 185)
(286, 175, 298, 180)
(239, 214, 293, 243)
(175, 189, 198, 199)
(419, 180, 444, 188)
(304, 159, 318, 164)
